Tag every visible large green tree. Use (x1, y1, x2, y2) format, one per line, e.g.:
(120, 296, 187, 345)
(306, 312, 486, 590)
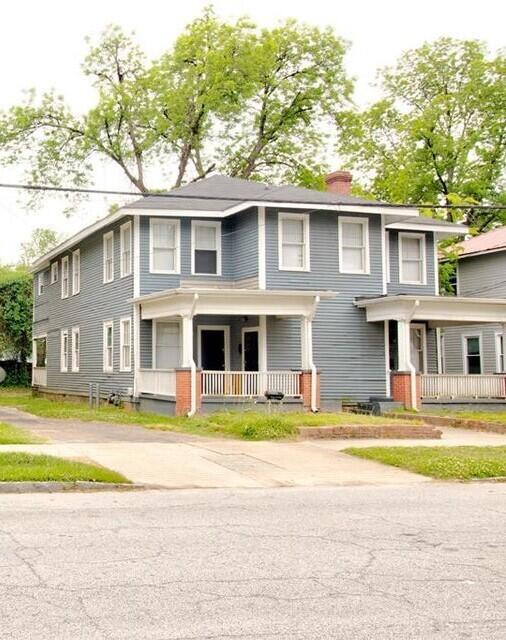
(0, 9, 351, 196)
(337, 38, 506, 230)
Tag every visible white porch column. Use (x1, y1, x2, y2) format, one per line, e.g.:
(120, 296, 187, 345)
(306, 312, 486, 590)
(301, 316, 313, 370)
(502, 323, 506, 373)
(258, 315, 267, 372)
(397, 319, 411, 371)
(181, 315, 194, 368)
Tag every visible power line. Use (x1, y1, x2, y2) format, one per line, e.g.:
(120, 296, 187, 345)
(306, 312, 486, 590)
(0, 181, 505, 210)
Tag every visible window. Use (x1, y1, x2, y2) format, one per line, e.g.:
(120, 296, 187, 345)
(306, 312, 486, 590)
(51, 262, 58, 284)
(34, 337, 47, 368)
(191, 221, 221, 275)
(150, 219, 180, 274)
(463, 334, 482, 374)
(495, 333, 505, 373)
(154, 321, 181, 369)
(72, 249, 80, 295)
(120, 317, 132, 371)
(399, 233, 426, 285)
(71, 327, 80, 372)
(103, 321, 114, 372)
(37, 272, 45, 296)
(278, 213, 310, 271)
(120, 221, 132, 277)
(103, 231, 114, 283)
(60, 329, 69, 372)
(61, 256, 69, 299)
(339, 217, 370, 274)
(385, 231, 390, 284)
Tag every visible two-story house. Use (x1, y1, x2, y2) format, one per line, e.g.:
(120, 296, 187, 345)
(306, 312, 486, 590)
(32, 172, 506, 415)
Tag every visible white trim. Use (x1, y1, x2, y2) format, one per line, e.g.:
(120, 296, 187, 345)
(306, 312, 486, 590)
(120, 221, 133, 278)
(398, 232, 427, 285)
(132, 216, 140, 397)
(410, 323, 428, 374)
(385, 231, 390, 285)
(278, 212, 310, 272)
(60, 329, 69, 373)
(384, 320, 390, 396)
(37, 272, 45, 296)
(133, 217, 140, 297)
(338, 216, 370, 275)
(386, 221, 468, 235)
(103, 231, 114, 284)
(258, 206, 266, 289)
(241, 327, 259, 371)
(494, 331, 504, 373)
(191, 220, 222, 276)
(71, 326, 80, 372)
(33, 334, 48, 370)
(197, 325, 230, 370)
(433, 235, 439, 295)
(258, 315, 267, 372)
(461, 332, 483, 375)
(72, 248, 80, 296)
(151, 318, 182, 369)
(149, 218, 180, 274)
(61, 256, 69, 299)
(119, 317, 132, 372)
(103, 320, 114, 373)
(50, 262, 58, 284)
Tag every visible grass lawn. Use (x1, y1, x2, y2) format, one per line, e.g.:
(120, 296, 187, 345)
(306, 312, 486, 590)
(0, 421, 45, 444)
(424, 409, 506, 424)
(0, 452, 129, 483)
(345, 446, 506, 480)
(0, 389, 419, 441)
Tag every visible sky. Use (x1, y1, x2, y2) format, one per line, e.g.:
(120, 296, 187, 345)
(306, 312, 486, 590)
(0, 0, 504, 263)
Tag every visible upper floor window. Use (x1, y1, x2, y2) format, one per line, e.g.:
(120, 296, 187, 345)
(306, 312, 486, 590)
(37, 272, 45, 296)
(399, 233, 426, 285)
(71, 326, 80, 372)
(120, 221, 132, 277)
(103, 320, 114, 372)
(150, 219, 180, 274)
(103, 231, 114, 283)
(339, 217, 370, 274)
(278, 213, 310, 271)
(120, 317, 132, 371)
(72, 249, 80, 295)
(192, 221, 221, 276)
(60, 329, 69, 373)
(61, 256, 69, 299)
(50, 262, 58, 284)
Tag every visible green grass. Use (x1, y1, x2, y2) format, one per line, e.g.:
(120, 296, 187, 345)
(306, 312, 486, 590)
(345, 446, 506, 480)
(0, 452, 129, 483)
(423, 409, 506, 424)
(0, 389, 417, 441)
(0, 421, 45, 444)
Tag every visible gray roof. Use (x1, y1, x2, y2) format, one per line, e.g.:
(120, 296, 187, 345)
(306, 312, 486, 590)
(390, 216, 463, 229)
(123, 174, 379, 211)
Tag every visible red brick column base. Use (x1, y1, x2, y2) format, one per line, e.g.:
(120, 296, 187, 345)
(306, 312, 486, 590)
(300, 370, 321, 411)
(175, 369, 202, 416)
(391, 372, 421, 410)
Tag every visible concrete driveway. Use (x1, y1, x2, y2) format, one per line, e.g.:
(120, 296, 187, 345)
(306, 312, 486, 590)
(1, 406, 506, 489)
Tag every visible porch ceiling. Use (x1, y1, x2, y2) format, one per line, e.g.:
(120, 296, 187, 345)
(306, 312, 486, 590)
(133, 288, 336, 320)
(355, 295, 506, 327)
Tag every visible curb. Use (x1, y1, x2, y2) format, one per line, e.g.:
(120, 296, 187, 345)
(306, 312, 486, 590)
(298, 425, 442, 439)
(0, 481, 154, 494)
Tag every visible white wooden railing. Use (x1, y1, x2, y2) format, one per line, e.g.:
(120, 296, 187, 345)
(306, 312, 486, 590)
(32, 367, 47, 386)
(137, 369, 176, 396)
(202, 370, 301, 398)
(422, 374, 506, 399)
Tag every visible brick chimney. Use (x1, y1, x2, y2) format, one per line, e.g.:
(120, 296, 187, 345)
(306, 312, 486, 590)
(325, 170, 352, 196)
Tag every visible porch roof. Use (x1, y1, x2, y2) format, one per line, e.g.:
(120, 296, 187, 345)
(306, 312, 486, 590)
(355, 294, 506, 327)
(133, 287, 336, 320)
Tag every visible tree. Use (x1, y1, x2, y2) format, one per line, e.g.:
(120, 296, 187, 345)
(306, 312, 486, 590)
(0, 270, 32, 383)
(20, 228, 59, 266)
(0, 10, 352, 198)
(337, 38, 506, 231)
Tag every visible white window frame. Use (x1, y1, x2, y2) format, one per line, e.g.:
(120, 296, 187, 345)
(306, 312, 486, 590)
(71, 326, 80, 373)
(72, 249, 80, 295)
(149, 218, 180, 274)
(61, 256, 69, 299)
(119, 317, 132, 372)
(462, 333, 483, 375)
(50, 262, 58, 284)
(338, 216, 370, 275)
(152, 319, 182, 369)
(120, 221, 133, 278)
(197, 325, 230, 370)
(37, 272, 45, 296)
(103, 231, 114, 284)
(495, 332, 505, 373)
(278, 212, 310, 272)
(399, 232, 427, 285)
(103, 320, 114, 373)
(33, 334, 48, 369)
(385, 231, 390, 284)
(60, 329, 69, 373)
(191, 220, 222, 276)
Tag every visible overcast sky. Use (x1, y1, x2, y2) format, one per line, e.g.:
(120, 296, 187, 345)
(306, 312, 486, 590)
(0, 0, 503, 263)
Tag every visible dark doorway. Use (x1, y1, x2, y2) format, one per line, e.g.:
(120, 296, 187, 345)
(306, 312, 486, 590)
(200, 329, 226, 370)
(243, 329, 259, 371)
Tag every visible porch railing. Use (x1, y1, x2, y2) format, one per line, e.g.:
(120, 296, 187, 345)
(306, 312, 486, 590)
(32, 367, 47, 386)
(422, 374, 506, 399)
(202, 370, 301, 398)
(137, 368, 176, 396)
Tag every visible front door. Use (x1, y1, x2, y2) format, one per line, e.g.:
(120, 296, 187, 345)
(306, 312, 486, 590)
(410, 324, 426, 373)
(243, 329, 259, 371)
(199, 328, 228, 371)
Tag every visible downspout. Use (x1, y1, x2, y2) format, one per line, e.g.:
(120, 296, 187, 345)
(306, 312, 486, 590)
(187, 293, 199, 417)
(309, 296, 320, 413)
(406, 300, 420, 411)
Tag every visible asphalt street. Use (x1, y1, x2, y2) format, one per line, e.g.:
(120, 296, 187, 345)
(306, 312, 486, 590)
(0, 483, 505, 639)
